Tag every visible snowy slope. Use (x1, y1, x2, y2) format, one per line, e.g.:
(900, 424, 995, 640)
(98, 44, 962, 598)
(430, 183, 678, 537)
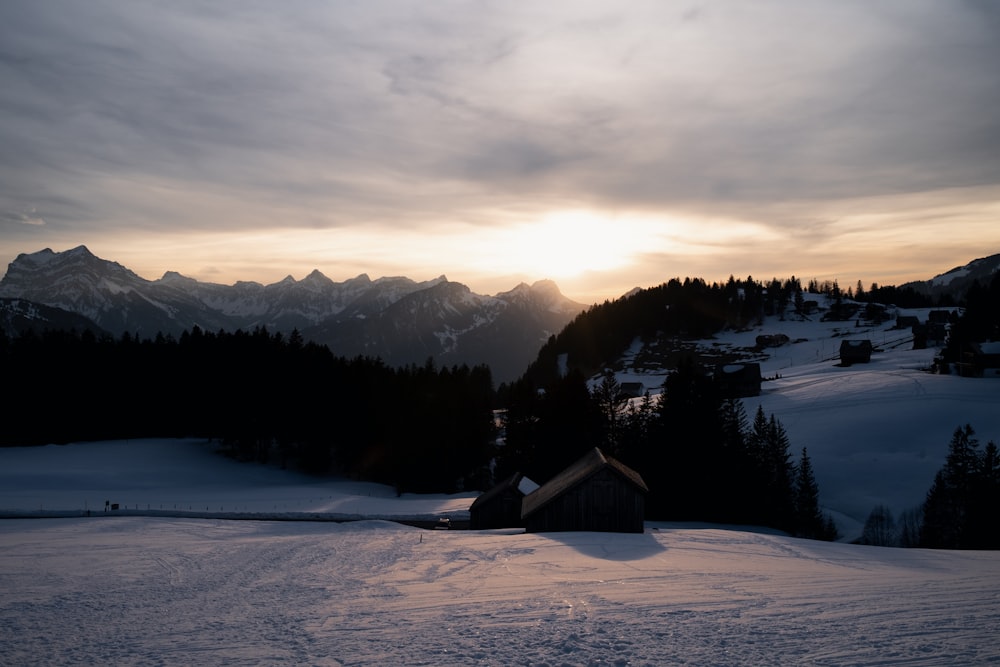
(2, 438, 1000, 664)
(598, 300, 1000, 536)
(1, 516, 998, 665)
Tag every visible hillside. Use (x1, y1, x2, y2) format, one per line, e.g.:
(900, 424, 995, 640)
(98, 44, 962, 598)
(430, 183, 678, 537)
(589, 295, 1000, 536)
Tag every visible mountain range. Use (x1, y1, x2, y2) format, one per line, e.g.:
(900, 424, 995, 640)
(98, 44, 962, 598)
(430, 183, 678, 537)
(0, 246, 585, 383)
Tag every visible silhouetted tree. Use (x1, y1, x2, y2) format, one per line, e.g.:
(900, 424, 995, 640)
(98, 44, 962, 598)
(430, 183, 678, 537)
(860, 504, 898, 546)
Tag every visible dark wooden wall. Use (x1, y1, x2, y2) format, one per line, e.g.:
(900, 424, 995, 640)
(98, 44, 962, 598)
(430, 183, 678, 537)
(524, 468, 645, 533)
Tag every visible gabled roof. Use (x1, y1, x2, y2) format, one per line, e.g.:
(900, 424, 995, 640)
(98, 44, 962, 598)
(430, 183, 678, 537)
(521, 448, 647, 519)
(469, 472, 536, 511)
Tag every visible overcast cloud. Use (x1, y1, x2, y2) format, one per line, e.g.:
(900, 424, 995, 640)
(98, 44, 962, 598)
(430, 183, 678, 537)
(1, 1, 999, 301)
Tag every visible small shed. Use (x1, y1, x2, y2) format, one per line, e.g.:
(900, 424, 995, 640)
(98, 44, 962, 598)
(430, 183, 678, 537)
(619, 382, 646, 399)
(469, 472, 539, 529)
(839, 339, 873, 365)
(714, 362, 762, 398)
(522, 448, 648, 533)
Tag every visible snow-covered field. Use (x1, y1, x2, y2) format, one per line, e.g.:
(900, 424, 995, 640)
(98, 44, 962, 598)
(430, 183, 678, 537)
(3, 302, 1000, 665)
(2, 510, 999, 665)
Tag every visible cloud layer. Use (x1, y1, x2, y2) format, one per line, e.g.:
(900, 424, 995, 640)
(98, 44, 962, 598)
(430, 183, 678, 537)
(2, 1, 999, 300)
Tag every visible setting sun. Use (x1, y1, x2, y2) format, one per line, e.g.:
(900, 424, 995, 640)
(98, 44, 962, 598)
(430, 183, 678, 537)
(481, 210, 666, 280)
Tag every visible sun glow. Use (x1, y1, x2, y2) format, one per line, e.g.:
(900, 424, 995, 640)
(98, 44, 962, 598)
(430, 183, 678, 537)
(483, 210, 667, 279)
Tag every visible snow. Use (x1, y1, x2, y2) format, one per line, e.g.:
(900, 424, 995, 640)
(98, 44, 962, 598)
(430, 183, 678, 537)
(2, 297, 1000, 664)
(517, 476, 540, 496)
(931, 267, 969, 287)
(2, 440, 999, 665)
(2, 503, 999, 664)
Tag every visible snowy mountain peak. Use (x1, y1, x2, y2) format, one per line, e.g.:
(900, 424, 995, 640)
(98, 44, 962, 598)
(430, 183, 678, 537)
(302, 269, 333, 286)
(0, 246, 585, 382)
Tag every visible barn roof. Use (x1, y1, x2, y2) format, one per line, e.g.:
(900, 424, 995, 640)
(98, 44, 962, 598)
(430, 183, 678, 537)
(521, 448, 647, 519)
(469, 472, 536, 511)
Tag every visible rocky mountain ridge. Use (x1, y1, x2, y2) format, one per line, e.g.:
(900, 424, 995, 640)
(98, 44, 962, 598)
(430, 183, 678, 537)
(0, 246, 585, 382)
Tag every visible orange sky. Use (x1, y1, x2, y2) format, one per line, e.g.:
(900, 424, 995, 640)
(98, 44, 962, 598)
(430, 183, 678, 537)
(2, 2, 999, 304)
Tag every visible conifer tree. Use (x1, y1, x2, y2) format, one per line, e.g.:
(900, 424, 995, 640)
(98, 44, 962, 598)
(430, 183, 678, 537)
(968, 440, 1000, 549)
(793, 447, 827, 539)
(920, 424, 980, 548)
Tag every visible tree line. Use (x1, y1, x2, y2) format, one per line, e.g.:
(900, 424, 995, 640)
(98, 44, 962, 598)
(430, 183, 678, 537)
(861, 424, 999, 549)
(0, 326, 496, 494)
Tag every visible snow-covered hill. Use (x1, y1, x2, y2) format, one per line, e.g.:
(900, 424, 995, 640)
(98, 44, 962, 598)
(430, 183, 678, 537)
(596, 296, 1000, 537)
(1, 440, 998, 665)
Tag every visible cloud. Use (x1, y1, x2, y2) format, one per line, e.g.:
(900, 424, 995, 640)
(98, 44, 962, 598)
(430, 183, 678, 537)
(1, 209, 45, 227)
(0, 1, 998, 299)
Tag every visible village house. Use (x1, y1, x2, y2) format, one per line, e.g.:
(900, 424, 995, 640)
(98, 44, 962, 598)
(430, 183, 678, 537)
(839, 339, 873, 365)
(714, 362, 762, 398)
(521, 448, 648, 533)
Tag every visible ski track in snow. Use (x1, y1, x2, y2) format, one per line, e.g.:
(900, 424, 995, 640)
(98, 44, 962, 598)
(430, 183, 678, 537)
(2, 518, 998, 666)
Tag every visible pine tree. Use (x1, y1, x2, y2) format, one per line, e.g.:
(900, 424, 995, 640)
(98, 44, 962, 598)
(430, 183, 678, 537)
(966, 440, 1000, 549)
(592, 370, 627, 456)
(920, 424, 980, 548)
(793, 447, 827, 539)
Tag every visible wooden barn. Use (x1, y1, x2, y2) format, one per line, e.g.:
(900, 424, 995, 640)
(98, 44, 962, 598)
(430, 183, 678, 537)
(469, 472, 539, 529)
(521, 448, 648, 534)
(839, 339, 873, 365)
(714, 362, 762, 398)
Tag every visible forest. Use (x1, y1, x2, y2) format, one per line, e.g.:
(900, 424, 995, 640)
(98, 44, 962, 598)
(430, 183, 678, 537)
(0, 326, 495, 494)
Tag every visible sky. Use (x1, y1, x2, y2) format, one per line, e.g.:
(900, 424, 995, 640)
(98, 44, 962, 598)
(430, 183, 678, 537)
(1, 1, 999, 304)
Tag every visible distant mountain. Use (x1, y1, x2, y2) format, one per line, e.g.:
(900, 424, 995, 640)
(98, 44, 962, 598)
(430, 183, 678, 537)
(899, 252, 1000, 302)
(0, 297, 106, 338)
(0, 246, 584, 382)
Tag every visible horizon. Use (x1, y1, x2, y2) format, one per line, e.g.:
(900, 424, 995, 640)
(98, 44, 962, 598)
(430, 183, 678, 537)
(2, 3, 999, 304)
(3, 242, 990, 306)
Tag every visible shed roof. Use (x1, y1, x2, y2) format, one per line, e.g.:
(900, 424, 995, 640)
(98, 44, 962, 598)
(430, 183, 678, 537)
(521, 448, 647, 519)
(469, 472, 536, 511)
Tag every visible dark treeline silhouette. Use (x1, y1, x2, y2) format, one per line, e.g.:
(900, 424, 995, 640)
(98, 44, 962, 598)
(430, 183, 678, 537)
(498, 359, 838, 539)
(941, 271, 1000, 370)
(0, 326, 496, 494)
(920, 424, 1000, 549)
(865, 423, 1000, 549)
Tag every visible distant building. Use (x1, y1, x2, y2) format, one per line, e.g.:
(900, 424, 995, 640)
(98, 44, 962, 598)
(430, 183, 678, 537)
(522, 448, 648, 533)
(469, 472, 539, 529)
(714, 362, 762, 398)
(839, 340, 873, 365)
(755, 333, 790, 349)
(619, 382, 646, 399)
(959, 342, 1000, 378)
